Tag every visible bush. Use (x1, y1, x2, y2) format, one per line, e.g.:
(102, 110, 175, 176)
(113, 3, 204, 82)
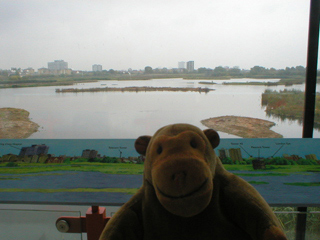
(296, 159, 318, 165)
(6, 162, 19, 167)
(101, 157, 118, 163)
(221, 158, 233, 164)
(74, 158, 88, 163)
(88, 158, 101, 163)
(245, 159, 253, 164)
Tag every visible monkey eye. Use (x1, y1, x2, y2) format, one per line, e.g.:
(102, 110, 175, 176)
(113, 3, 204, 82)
(157, 146, 163, 154)
(190, 139, 197, 148)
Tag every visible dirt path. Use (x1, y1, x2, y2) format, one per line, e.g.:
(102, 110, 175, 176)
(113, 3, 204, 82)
(0, 108, 39, 138)
(201, 116, 282, 138)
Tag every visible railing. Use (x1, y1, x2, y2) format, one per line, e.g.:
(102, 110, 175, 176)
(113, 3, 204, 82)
(0, 203, 319, 240)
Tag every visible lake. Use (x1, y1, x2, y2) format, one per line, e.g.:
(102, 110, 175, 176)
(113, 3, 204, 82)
(1, 78, 319, 139)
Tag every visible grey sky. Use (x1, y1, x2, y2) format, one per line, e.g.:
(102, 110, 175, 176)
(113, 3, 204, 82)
(0, 0, 314, 71)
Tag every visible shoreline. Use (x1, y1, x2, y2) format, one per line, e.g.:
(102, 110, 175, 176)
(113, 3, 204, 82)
(0, 108, 39, 139)
(201, 116, 283, 138)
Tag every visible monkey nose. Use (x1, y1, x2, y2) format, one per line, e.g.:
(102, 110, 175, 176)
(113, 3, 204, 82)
(172, 171, 187, 188)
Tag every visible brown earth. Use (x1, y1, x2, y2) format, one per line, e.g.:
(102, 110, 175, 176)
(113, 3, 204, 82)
(201, 116, 283, 138)
(0, 108, 39, 138)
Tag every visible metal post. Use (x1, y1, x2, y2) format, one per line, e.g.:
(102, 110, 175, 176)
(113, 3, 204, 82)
(302, 0, 320, 138)
(295, 207, 308, 240)
(298, 1, 320, 240)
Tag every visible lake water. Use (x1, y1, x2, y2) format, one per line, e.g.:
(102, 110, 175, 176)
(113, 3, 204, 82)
(1, 78, 319, 139)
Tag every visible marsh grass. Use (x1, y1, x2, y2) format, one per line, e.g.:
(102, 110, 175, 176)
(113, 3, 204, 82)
(248, 181, 269, 185)
(273, 207, 320, 240)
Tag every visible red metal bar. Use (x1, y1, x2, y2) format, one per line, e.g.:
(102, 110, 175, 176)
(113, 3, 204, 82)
(56, 206, 110, 240)
(86, 206, 110, 240)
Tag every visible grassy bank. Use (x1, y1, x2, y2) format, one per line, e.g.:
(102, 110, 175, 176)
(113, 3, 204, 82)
(261, 89, 320, 129)
(1, 73, 318, 89)
(0, 162, 319, 175)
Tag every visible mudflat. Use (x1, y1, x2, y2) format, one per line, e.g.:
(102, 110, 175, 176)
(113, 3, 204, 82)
(201, 116, 282, 138)
(0, 108, 39, 139)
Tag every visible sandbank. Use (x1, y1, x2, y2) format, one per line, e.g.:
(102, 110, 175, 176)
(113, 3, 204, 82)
(201, 116, 282, 138)
(0, 108, 39, 139)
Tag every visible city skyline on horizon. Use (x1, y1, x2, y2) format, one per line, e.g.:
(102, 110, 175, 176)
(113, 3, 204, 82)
(1, 59, 310, 73)
(1, 1, 316, 71)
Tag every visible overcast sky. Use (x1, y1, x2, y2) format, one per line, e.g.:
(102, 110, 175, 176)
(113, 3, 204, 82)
(0, 0, 315, 71)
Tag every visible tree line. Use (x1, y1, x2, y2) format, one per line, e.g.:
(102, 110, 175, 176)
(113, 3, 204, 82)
(1, 65, 317, 83)
(196, 65, 307, 78)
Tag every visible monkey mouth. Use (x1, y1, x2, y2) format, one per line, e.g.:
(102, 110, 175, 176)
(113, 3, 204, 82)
(156, 178, 209, 199)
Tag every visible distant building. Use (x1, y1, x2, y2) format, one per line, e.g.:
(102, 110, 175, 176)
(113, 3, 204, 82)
(0, 154, 17, 162)
(19, 144, 49, 156)
(229, 148, 243, 162)
(178, 62, 185, 69)
(187, 61, 194, 72)
(38, 68, 51, 75)
(82, 149, 98, 158)
(283, 154, 301, 161)
(92, 64, 103, 72)
(47, 60, 71, 75)
(252, 159, 266, 170)
(218, 148, 229, 160)
(305, 154, 317, 160)
(48, 60, 68, 71)
(22, 68, 35, 76)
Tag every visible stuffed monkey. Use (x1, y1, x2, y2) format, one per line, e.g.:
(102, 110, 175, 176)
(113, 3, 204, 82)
(100, 124, 287, 240)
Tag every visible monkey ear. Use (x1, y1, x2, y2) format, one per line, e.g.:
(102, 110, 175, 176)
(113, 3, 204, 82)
(203, 129, 220, 149)
(135, 136, 151, 155)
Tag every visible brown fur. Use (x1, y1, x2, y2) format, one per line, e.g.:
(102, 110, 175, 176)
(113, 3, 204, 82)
(100, 123, 287, 240)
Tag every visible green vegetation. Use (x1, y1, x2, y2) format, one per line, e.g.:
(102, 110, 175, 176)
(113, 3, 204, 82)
(0, 74, 99, 89)
(1, 162, 318, 175)
(284, 182, 320, 187)
(248, 181, 269, 185)
(2, 65, 319, 89)
(262, 89, 320, 129)
(0, 162, 145, 175)
(0, 177, 21, 180)
(5, 162, 19, 167)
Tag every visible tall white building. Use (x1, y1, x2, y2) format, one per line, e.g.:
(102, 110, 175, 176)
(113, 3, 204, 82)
(92, 64, 103, 72)
(187, 61, 194, 72)
(178, 61, 185, 69)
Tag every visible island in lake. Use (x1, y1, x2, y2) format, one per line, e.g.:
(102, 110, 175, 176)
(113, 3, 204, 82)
(0, 108, 39, 139)
(201, 116, 283, 138)
(55, 86, 213, 93)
